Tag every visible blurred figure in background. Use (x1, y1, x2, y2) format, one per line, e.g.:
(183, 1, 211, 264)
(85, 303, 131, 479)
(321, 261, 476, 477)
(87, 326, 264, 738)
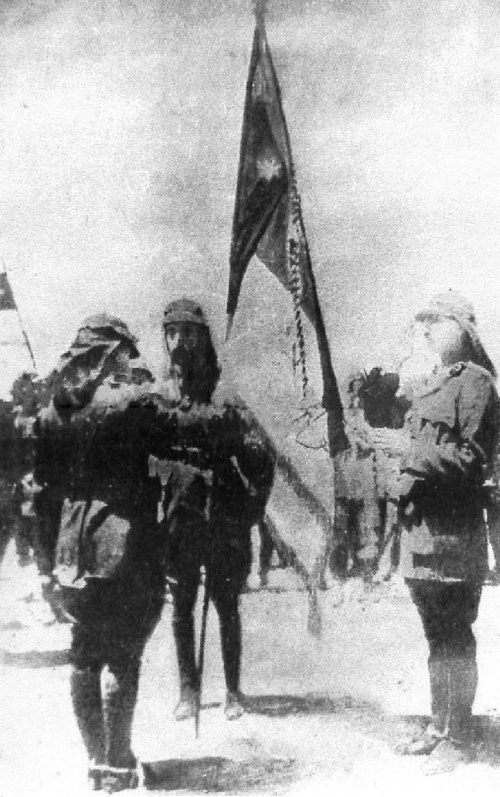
(331, 370, 379, 582)
(361, 367, 410, 582)
(0, 397, 17, 569)
(11, 372, 44, 570)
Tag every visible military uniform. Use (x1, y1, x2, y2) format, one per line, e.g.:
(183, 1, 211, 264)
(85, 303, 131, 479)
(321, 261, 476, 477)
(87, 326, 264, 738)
(157, 297, 274, 720)
(34, 315, 169, 793)
(399, 360, 499, 742)
(154, 396, 273, 715)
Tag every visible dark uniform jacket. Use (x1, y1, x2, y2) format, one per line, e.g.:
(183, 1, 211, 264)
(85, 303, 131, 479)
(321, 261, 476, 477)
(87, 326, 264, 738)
(399, 362, 500, 582)
(34, 381, 165, 594)
(149, 389, 274, 573)
(35, 381, 272, 589)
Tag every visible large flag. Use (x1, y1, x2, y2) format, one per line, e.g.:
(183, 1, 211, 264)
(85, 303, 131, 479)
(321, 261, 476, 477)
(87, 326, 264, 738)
(0, 272, 17, 311)
(228, 13, 348, 455)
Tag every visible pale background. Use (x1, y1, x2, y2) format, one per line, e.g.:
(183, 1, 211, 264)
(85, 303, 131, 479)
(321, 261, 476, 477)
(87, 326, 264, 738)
(0, 0, 499, 400)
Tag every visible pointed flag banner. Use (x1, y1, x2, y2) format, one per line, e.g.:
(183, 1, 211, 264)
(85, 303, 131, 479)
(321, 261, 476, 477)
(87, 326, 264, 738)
(0, 272, 17, 311)
(228, 16, 348, 455)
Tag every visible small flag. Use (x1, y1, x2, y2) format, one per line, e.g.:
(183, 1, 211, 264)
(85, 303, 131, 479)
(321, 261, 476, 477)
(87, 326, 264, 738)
(228, 12, 347, 455)
(0, 272, 17, 311)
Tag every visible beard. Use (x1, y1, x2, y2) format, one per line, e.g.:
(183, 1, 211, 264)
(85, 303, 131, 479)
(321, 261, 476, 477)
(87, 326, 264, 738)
(398, 334, 442, 397)
(166, 346, 207, 401)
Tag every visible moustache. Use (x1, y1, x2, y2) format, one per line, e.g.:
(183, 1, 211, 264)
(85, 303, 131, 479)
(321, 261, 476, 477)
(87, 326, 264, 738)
(169, 346, 195, 364)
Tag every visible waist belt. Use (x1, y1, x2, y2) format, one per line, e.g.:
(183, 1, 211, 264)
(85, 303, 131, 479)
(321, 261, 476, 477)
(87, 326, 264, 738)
(164, 446, 213, 471)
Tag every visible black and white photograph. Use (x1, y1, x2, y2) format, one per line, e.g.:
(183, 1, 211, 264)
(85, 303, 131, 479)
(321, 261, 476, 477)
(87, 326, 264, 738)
(1, 1, 500, 795)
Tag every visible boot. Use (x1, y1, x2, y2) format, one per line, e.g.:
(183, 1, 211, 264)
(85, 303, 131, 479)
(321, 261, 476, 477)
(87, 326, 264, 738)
(428, 656, 451, 738)
(422, 738, 472, 776)
(224, 690, 245, 721)
(70, 667, 105, 766)
(101, 663, 140, 769)
(447, 653, 477, 743)
(396, 656, 449, 756)
(101, 766, 139, 793)
(88, 763, 108, 791)
(174, 684, 198, 721)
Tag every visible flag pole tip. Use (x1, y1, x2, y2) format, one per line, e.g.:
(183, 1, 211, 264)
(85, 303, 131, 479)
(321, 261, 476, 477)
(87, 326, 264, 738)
(252, 0, 267, 25)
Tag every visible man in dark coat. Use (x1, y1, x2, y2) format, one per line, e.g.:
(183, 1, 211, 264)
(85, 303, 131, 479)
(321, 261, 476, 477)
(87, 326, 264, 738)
(34, 315, 169, 793)
(372, 292, 499, 773)
(154, 298, 273, 722)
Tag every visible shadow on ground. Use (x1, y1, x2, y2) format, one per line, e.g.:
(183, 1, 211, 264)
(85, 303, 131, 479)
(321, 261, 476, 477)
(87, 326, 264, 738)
(0, 648, 71, 668)
(243, 692, 383, 718)
(142, 756, 298, 793)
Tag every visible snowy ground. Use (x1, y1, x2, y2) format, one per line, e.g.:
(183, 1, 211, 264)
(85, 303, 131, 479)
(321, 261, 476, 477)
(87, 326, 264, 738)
(3, 543, 500, 797)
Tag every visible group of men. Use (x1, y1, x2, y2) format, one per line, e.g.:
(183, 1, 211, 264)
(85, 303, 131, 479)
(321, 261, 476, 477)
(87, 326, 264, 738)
(18, 298, 273, 793)
(3, 288, 499, 786)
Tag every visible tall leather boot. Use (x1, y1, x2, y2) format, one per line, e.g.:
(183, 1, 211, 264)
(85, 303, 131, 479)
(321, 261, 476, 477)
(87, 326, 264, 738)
(428, 655, 451, 737)
(396, 655, 449, 756)
(71, 666, 105, 763)
(422, 652, 476, 775)
(70, 666, 106, 789)
(448, 652, 477, 742)
(101, 662, 139, 770)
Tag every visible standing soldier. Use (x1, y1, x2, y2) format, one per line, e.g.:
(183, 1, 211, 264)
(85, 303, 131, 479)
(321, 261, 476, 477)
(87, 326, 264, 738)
(34, 315, 169, 792)
(154, 298, 273, 722)
(372, 292, 499, 774)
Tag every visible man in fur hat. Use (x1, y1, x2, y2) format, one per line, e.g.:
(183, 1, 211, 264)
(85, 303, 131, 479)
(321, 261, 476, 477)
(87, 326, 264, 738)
(156, 298, 273, 722)
(34, 314, 169, 792)
(371, 291, 499, 774)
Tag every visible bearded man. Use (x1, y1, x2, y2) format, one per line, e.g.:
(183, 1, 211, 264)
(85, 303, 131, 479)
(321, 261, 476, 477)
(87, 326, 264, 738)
(156, 298, 273, 722)
(372, 292, 499, 774)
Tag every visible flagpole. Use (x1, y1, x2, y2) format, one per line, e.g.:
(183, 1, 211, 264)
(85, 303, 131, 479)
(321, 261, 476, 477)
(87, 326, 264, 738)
(1, 260, 37, 372)
(17, 309, 37, 372)
(253, 0, 267, 29)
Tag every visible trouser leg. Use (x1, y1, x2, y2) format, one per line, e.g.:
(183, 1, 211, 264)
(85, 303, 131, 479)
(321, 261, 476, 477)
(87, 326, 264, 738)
(213, 591, 242, 694)
(70, 666, 105, 765)
(447, 610, 479, 740)
(171, 575, 200, 693)
(101, 660, 140, 768)
(408, 580, 481, 741)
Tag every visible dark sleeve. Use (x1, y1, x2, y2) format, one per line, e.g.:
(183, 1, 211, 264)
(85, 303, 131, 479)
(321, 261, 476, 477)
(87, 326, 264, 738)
(225, 407, 275, 499)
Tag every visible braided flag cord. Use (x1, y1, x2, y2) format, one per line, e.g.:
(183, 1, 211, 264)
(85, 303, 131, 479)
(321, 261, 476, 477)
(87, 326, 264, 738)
(287, 173, 308, 400)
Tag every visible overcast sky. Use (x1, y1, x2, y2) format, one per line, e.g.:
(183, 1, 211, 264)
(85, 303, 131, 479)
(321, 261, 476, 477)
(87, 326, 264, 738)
(0, 0, 499, 401)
